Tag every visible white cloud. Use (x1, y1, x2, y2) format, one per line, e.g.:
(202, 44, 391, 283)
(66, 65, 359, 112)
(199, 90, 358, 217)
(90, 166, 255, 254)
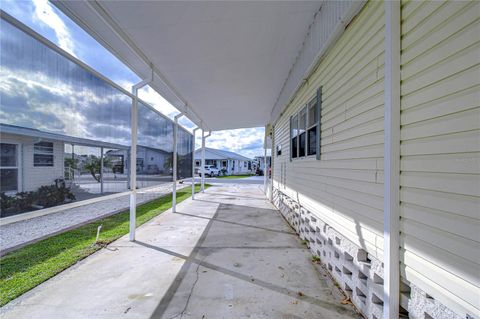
(136, 87, 266, 158)
(195, 127, 265, 159)
(138, 85, 180, 118)
(32, 0, 75, 56)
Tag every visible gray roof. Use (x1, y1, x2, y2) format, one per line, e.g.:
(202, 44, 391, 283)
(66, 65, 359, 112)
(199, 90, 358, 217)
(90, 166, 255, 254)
(0, 123, 129, 149)
(194, 147, 251, 161)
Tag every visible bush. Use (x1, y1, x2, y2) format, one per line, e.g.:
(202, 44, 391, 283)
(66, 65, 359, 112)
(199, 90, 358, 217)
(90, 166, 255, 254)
(35, 185, 75, 208)
(0, 193, 14, 212)
(12, 192, 35, 211)
(0, 181, 76, 216)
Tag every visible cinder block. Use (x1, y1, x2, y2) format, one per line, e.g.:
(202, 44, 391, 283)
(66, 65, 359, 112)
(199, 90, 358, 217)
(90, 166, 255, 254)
(271, 189, 465, 319)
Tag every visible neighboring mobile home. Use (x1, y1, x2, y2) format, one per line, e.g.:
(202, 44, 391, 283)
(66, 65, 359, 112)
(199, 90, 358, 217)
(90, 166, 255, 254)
(194, 147, 252, 175)
(0, 123, 128, 194)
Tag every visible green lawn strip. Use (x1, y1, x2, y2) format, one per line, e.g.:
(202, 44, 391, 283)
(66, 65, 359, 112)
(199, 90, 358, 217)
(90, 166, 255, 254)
(216, 174, 254, 179)
(0, 184, 210, 307)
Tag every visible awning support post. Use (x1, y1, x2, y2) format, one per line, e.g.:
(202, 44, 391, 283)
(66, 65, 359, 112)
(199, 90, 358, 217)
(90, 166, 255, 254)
(172, 113, 184, 213)
(201, 130, 211, 193)
(383, 1, 400, 318)
(129, 75, 152, 242)
(269, 125, 275, 201)
(100, 147, 104, 194)
(192, 127, 200, 199)
(263, 145, 267, 194)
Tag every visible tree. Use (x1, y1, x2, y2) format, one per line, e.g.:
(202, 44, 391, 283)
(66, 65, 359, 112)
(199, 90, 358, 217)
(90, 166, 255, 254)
(83, 155, 112, 183)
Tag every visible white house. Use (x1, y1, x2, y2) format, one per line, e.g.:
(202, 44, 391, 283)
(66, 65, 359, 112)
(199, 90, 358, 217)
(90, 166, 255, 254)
(107, 146, 171, 176)
(0, 123, 128, 194)
(252, 155, 271, 174)
(194, 147, 252, 175)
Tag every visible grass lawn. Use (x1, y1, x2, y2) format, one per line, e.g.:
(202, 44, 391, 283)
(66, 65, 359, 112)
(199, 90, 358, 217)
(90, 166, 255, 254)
(0, 184, 210, 307)
(217, 174, 255, 179)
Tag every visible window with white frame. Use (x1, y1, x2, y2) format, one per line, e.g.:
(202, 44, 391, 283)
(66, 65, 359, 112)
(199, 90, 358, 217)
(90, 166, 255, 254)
(34, 141, 54, 167)
(291, 114, 298, 159)
(298, 107, 307, 157)
(290, 87, 321, 160)
(307, 94, 318, 156)
(0, 143, 18, 192)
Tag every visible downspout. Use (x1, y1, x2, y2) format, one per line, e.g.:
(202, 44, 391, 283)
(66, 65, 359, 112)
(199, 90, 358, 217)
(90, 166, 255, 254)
(172, 112, 185, 213)
(383, 1, 400, 318)
(201, 130, 211, 193)
(191, 127, 200, 199)
(129, 72, 153, 242)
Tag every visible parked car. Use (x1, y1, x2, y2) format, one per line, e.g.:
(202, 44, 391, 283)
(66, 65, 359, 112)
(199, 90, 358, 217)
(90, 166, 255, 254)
(256, 168, 264, 176)
(198, 165, 220, 177)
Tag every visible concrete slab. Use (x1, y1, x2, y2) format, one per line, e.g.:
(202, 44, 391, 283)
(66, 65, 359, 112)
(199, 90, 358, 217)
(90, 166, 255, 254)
(0, 184, 360, 319)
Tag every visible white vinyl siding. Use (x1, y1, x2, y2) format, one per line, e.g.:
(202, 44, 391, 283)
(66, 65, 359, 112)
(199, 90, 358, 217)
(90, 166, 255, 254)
(399, 1, 480, 316)
(1, 133, 65, 192)
(273, 1, 385, 259)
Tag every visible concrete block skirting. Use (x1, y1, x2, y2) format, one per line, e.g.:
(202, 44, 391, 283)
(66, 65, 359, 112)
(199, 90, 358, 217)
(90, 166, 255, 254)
(272, 188, 463, 319)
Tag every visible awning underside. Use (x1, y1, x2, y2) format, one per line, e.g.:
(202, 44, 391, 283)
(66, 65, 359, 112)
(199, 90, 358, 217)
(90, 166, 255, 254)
(53, 1, 361, 131)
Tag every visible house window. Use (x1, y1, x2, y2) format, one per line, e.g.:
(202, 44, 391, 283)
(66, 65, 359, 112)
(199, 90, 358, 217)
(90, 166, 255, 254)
(0, 143, 18, 192)
(221, 160, 227, 168)
(276, 144, 282, 156)
(298, 107, 307, 157)
(290, 87, 322, 160)
(307, 94, 319, 156)
(195, 160, 200, 166)
(34, 141, 54, 167)
(291, 114, 298, 158)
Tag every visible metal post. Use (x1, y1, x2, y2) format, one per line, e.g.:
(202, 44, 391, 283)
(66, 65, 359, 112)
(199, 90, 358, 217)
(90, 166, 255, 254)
(129, 93, 138, 241)
(383, 1, 400, 318)
(100, 147, 104, 194)
(192, 127, 200, 199)
(129, 77, 152, 242)
(201, 131, 211, 193)
(126, 148, 131, 190)
(172, 113, 184, 213)
(71, 144, 75, 180)
(270, 125, 275, 201)
(263, 145, 267, 194)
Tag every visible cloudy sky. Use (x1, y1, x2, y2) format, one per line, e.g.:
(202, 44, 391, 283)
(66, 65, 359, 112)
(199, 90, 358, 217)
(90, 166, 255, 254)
(0, 0, 266, 159)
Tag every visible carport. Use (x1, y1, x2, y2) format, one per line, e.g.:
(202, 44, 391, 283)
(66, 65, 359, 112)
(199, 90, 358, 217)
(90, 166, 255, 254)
(46, 1, 399, 318)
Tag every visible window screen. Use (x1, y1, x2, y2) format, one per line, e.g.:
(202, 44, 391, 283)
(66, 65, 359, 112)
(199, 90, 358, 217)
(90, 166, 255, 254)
(34, 141, 54, 167)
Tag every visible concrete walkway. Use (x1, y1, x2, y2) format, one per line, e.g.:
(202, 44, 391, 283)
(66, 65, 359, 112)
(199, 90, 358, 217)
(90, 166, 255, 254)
(1, 184, 360, 319)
